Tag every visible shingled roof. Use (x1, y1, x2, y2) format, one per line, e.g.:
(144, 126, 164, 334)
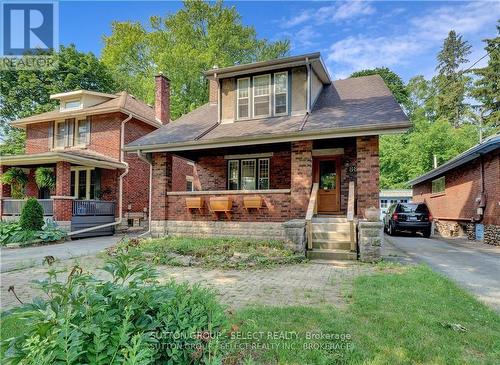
(10, 91, 160, 128)
(126, 74, 410, 152)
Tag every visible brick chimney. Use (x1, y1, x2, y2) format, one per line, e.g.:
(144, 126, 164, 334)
(155, 73, 170, 125)
(209, 77, 218, 104)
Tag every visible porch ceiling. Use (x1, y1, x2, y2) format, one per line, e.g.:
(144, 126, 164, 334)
(0, 150, 126, 170)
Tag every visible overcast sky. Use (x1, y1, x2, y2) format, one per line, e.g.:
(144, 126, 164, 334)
(59, 1, 500, 81)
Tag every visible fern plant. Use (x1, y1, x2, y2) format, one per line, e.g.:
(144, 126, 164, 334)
(0, 167, 28, 198)
(34, 167, 56, 190)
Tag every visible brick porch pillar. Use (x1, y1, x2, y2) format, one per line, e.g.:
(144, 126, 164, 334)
(356, 135, 380, 218)
(291, 141, 313, 219)
(52, 161, 73, 229)
(0, 165, 11, 217)
(150, 152, 173, 236)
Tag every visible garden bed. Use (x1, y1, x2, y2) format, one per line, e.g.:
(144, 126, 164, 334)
(111, 236, 306, 269)
(0, 221, 67, 248)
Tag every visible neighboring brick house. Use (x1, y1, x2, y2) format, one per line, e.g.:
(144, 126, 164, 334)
(0, 84, 193, 237)
(125, 53, 411, 259)
(410, 135, 499, 246)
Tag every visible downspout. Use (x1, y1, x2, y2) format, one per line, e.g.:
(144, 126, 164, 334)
(474, 154, 486, 223)
(136, 150, 153, 237)
(67, 114, 132, 237)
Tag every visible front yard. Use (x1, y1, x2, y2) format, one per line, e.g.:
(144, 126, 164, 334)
(1, 237, 499, 364)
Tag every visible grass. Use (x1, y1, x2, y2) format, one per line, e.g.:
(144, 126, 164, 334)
(2, 264, 499, 364)
(114, 236, 305, 269)
(0, 312, 26, 360)
(226, 265, 500, 364)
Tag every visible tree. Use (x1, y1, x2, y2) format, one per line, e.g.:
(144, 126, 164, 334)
(434, 30, 472, 127)
(350, 67, 409, 107)
(0, 45, 117, 155)
(471, 21, 500, 135)
(101, 0, 290, 119)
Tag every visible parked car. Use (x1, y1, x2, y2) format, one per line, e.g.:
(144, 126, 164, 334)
(383, 202, 432, 238)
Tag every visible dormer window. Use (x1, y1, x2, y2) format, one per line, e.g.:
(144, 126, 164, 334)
(237, 78, 250, 119)
(253, 74, 271, 117)
(274, 72, 288, 115)
(64, 99, 82, 110)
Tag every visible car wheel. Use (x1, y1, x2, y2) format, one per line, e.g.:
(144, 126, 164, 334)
(388, 222, 396, 236)
(423, 229, 431, 238)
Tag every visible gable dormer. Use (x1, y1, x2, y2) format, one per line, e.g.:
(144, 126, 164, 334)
(204, 53, 330, 124)
(50, 90, 119, 112)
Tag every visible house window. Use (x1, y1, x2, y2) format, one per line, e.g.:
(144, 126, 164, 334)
(253, 74, 271, 117)
(55, 119, 73, 148)
(75, 118, 90, 146)
(64, 99, 81, 110)
(432, 176, 445, 194)
(186, 176, 194, 191)
(227, 158, 270, 191)
(258, 158, 269, 190)
(70, 167, 97, 200)
(274, 72, 288, 115)
(381, 199, 388, 209)
(228, 160, 239, 190)
(237, 78, 250, 119)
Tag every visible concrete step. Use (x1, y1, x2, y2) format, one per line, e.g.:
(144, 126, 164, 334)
(312, 240, 351, 250)
(312, 230, 351, 241)
(306, 249, 357, 261)
(311, 222, 351, 232)
(312, 217, 348, 223)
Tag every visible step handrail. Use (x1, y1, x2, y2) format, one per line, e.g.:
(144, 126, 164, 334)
(347, 180, 356, 252)
(306, 183, 319, 250)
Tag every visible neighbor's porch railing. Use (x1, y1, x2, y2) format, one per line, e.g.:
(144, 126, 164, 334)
(72, 200, 116, 216)
(305, 183, 319, 250)
(2, 199, 54, 216)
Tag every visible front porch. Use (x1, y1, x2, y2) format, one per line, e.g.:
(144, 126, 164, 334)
(149, 136, 380, 259)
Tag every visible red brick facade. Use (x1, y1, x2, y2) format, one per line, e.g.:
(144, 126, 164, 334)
(151, 153, 173, 220)
(356, 135, 380, 216)
(291, 141, 313, 218)
(413, 149, 499, 226)
(172, 157, 194, 192)
(53, 161, 72, 221)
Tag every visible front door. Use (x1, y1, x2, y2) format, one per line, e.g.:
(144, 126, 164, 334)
(313, 157, 341, 214)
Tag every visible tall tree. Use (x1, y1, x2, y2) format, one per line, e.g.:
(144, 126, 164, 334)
(0, 45, 117, 155)
(350, 67, 409, 107)
(101, 0, 290, 119)
(471, 21, 500, 135)
(434, 30, 472, 127)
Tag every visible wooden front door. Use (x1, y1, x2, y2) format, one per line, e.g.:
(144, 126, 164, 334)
(313, 157, 341, 214)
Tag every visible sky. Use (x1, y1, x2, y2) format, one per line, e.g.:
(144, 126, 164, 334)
(59, 1, 500, 81)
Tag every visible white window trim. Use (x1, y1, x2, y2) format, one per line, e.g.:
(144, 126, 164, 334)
(186, 175, 194, 192)
(236, 77, 251, 121)
(75, 118, 90, 147)
(62, 99, 83, 111)
(273, 71, 288, 116)
(258, 158, 270, 190)
(54, 120, 69, 150)
(241, 159, 257, 190)
(252, 74, 271, 118)
(227, 160, 240, 190)
(71, 166, 95, 200)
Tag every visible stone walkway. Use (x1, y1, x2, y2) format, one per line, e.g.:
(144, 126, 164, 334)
(0, 255, 374, 311)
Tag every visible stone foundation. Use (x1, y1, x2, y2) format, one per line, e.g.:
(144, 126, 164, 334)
(484, 225, 500, 246)
(434, 220, 468, 238)
(357, 220, 383, 262)
(283, 219, 306, 253)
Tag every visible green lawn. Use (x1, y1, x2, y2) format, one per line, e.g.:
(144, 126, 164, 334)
(2, 265, 499, 364)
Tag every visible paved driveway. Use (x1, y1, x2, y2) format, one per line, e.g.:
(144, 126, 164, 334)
(0, 235, 124, 272)
(385, 234, 500, 312)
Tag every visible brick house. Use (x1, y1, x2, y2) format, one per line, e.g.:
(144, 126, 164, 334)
(410, 135, 499, 246)
(0, 86, 193, 237)
(125, 53, 411, 259)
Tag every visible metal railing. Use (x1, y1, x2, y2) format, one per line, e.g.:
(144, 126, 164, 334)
(305, 183, 319, 250)
(2, 199, 53, 216)
(72, 200, 116, 216)
(347, 181, 357, 252)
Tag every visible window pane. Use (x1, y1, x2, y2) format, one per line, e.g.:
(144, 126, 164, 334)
(241, 160, 256, 190)
(275, 93, 287, 114)
(56, 121, 67, 147)
(432, 177, 445, 193)
(275, 72, 287, 93)
(254, 75, 270, 96)
(258, 159, 269, 190)
(78, 170, 86, 199)
(228, 160, 239, 190)
(76, 119, 89, 145)
(186, 180, 193, 192)
(238, 104, 249, 119)
(237, 78, 249, 98)
(70, 171, 76, 197)
(64, 100, 81, 109)
(254, 101, 269, 116)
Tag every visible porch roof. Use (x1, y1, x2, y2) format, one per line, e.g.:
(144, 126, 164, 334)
(125, 75, 410, 153)
(0, 150, 126, 169)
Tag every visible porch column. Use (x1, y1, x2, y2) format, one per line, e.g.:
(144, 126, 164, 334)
(52, 161, 73, 229)
(150, 152, 173, 236)
(291, 141, 313, 219)
(356, 136, 380, 218)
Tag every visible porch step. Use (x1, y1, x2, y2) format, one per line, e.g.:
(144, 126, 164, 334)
(312, 217, 348, 223)
(312, 240, 351, 250)
(312, 230, 351, 241)
(306, 249, 357, 261)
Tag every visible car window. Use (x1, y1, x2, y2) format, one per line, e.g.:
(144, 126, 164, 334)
(396, 203, 429, 213)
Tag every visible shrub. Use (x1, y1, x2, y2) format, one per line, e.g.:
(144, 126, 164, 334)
(19, 198, 44, 231)
(0, 167, 28, 198)
(34, 167, 56, 190)
(3, 248, 228, 364)
(38, 221, 67, 242)
(0, 222, 22, 246)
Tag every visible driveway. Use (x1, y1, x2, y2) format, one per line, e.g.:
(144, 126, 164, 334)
(0, 235, 124, 272)
(385, 234, 500, 312)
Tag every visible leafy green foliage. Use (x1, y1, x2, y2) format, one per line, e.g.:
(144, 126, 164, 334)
(0, 45, 117, 155)
(3, 248, 228, 364)
(37, 221, 67, 242)
(0, 221, 66, 246)
(34, 167, 55, 190)
(0, 167, 28, 198)
(102, 0, 289, 119)
(350, 67, 409, 106)
(19, 198, 44, 231)
(118, 236, 305, 269)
